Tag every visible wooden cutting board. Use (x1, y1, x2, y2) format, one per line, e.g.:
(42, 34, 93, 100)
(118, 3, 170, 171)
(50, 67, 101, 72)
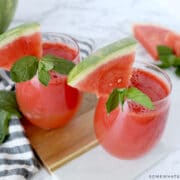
(21, 93, 98, 172)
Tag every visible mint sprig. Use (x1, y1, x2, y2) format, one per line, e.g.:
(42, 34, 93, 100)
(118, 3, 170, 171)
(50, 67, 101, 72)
(157, 45, 173, 56)
(106, 88, 127, 113)
(10, 56, 38, 82)
(157, 45, 180, 77)
(43, 55, 75, 75)
(175, 67, 180, 76)
(0, 110, 11, 144)
(38, 68, 51, 86)
(10, 55, 75, 86)
(0, 91, 21, 143)
(37, 60, 54, 86)
(106, 87, 154, 114)
(0, 91, 21, 117)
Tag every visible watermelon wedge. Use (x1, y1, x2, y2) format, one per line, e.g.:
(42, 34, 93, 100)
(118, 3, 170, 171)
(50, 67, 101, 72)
(165, 31, 180, 56)
(133, 24, 170, 60)
(0, 23, 42, 70)
(68, 37, 136, 96)
(174, 41, 180, 57)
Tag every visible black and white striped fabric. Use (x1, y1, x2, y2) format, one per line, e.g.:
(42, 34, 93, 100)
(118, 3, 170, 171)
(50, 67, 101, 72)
(0, 118, 39, 180)
(75, 37, 95, 60)
(0, 38, 95, 180)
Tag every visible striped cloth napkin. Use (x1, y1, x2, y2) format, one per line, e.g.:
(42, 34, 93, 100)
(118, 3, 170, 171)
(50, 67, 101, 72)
(0, 38, 95, 180)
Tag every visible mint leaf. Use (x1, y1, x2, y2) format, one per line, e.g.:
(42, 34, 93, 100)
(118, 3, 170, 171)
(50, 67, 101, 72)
(43, 55, 75, 75)
(156, 45, 180, 77)
(10, 56, 38, 82)
(106, 88, 127, 113)
(39, 60, 54, 71)
(0, 91, 21, 117)
(37, 60, 54, 86)
(38, 69, 50, 86)
(0, 110, 11, 144)
(157, 45, 174, 68)
(157, 45, 173, 56)
(173, 57, 180, 67)
(106, 87, 154, 114)
(0, 91, 21, 144)
(126, 87, 154, 110)
(158, 55, 175, 68)
(175, 67, 180, 77)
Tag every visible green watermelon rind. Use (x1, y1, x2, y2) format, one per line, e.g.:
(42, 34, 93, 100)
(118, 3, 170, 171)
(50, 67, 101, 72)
(0, 0, 18, 34)
(68, 37, 137, 87)
(0, 23, 40, 48)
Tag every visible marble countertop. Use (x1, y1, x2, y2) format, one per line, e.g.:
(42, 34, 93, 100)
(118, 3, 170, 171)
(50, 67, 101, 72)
(11, 0, 180, 179)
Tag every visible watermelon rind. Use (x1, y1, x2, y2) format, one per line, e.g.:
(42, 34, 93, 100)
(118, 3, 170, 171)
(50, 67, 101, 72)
(0, 0, 18, 34)
(68, 37, 137, 87)
(0, 22, 40, 48)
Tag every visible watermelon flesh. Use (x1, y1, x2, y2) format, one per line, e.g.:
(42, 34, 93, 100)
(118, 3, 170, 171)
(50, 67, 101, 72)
(165, 31, 180, 56)
(74, 53, 135, 96)
(0, 33, 41, 70)
(68, 37, 136, 96)
(174, 41, 180, 57)
(133, 24, 170, 60)
(0, 23, 42, 70)
(164, 31, 178, 49)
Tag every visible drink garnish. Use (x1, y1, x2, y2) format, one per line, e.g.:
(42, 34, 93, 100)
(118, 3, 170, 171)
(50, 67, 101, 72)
(10, 56, 39, 82)
(10, 55, 75, 86)
(157, 45, 180, 77)
(106, 87, 154, 113)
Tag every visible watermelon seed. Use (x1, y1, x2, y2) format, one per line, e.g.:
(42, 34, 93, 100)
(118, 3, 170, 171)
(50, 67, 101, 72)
(53, 75, 58, 78)
(109, 83, 113, 87)
(117, 78, 122, 84)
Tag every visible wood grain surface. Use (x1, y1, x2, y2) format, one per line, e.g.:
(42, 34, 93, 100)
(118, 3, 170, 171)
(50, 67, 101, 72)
(22, 93, 98, 172)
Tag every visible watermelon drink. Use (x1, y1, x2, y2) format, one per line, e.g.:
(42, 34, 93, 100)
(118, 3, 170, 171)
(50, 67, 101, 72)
(16, 33, 82, 129)
(94, 61, 171, 159)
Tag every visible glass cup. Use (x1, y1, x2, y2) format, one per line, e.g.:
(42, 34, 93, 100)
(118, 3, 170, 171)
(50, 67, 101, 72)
(16, 33, 82, 129)
(94, 61, 172, 159)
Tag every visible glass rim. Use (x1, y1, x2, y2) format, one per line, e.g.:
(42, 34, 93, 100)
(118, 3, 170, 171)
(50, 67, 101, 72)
(42, 32, 80, 62)
(134, 60, 172, 104)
